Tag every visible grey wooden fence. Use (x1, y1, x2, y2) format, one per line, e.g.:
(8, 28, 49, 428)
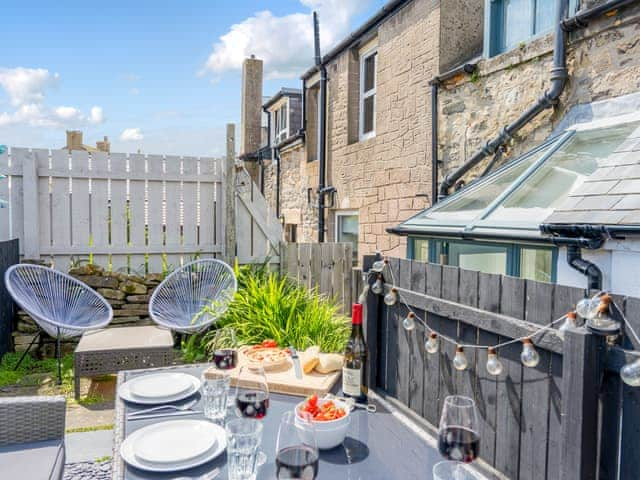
(0, 239, 19, 356)
(363, 255, 640, 480)
(280, 242, 355, 314)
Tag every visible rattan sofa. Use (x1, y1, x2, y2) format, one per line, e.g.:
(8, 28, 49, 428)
(0, 396, 66, 479)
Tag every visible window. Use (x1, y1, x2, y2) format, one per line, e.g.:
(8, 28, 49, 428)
(284, 224, 297, 243)
(409, 238, 556, 282)
(359, 49, 377, 140)
(487, 0, 576, 56)
(272, 100, 289, 145)
(336, 212, 359, 265)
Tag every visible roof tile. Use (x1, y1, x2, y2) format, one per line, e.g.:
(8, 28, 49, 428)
(610, 179, 640, 195)
(613, 195, 640, 210)
(575, 180, 618, 196)
(619, 211, 640, 224)
(574, 195, 624, 210)
(615, 137, 640, 153)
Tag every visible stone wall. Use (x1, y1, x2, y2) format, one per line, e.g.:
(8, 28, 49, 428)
(321, 0, 440, 257)
(13, 264, 163, 356)
(437, 3, 640, 184)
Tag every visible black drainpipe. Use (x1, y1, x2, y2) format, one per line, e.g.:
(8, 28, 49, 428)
(566, 245, 603, 291)
(438, 0, 635, 198)
(430, 81, 439, 205)
(301, 78, 307, 136)
(314, 11, 328, 243)
(275, 147, 281, 219)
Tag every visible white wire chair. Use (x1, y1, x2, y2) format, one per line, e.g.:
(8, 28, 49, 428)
(149, 259, 237, 334)
(4, 264, 113, 383)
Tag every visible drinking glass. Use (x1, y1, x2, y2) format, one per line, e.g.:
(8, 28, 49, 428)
(200, 369, 230, 424)
(275, 411, 319, 480)
(433, 460, 482, 480)
(235, 366, 270, 419)
(226, 418, 263, 480)
(210, 327, 238, 370)
(437, 395, 480, 464)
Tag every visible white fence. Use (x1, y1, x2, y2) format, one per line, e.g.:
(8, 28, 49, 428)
(0, 148, 225, 273)
(0, 146, 283, 273)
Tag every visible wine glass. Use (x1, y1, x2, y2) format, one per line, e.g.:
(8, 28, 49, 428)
(437, 396, 480, 464)
(210, 327, 238, 370)
(275, 411, 319, 480)
(235, 365, 270, 419)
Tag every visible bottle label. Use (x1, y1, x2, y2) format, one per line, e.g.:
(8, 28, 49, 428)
(342, 367, 361, 397)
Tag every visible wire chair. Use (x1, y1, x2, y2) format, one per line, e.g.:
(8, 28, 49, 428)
(149, 259, 237, 334)
(4, 264, 113, 384)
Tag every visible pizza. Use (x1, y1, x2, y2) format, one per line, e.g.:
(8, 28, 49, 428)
(239, 341, 290, 369)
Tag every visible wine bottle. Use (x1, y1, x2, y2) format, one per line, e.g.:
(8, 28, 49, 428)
(342, 303, 368, 402)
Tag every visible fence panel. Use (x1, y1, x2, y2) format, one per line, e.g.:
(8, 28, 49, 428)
(0, 148, 225, 273)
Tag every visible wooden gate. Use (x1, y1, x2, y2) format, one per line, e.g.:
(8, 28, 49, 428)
(0, 239, 19, 355)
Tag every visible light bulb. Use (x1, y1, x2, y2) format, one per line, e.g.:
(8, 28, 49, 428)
(425, 333, 439, 354)
(371, 275, 384, 295)
(576, 297, 598, 320)
(558, 311, 578, 339)
(371, 260, 386, 273)
(486, 347, 503, 376)
(403, 312, 416, 331)
(358, 284, 370, 304)
(521, 339, 540, 368)
(586, 294, 621, 335)
(384, 288, 398, 306)
(453, 346, 468, 371)
(621, 358, 640, 387)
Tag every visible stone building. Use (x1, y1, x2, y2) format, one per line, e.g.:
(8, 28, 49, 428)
(240, 0, 640, 268)
(63, 130, 110, 153)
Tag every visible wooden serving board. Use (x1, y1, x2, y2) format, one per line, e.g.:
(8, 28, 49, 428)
(205, 354, 341, 398)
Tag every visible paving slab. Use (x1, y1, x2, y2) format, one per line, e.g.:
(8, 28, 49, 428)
(65, 429, 114, 463)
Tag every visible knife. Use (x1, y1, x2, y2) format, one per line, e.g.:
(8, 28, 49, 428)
(128, 409, 203, 421)
(290, 345, 303, 379)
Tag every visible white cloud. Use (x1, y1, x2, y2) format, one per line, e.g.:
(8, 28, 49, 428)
(201, 0, 372, 79)
(129, 87, 140, 96)
(0, 67, 105, 128)
(120, 128, 144, 141)
(0, 67, 58, 107)
(89, 106, 104, 124)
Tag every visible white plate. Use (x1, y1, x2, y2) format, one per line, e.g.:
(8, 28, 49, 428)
(128, 373, 193, 400)
(134, 419, 218, 465)
(121, 420, 226, 472)
(119, 374, 201, 405)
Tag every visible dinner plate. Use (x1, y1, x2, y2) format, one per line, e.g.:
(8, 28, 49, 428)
(134, 419, 219, 465)
(121, 420, 226, 472)
(128, 373, 193, 400)
(119, 374, 201, 405)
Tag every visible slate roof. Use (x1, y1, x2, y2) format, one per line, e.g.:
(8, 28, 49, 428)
(544, 125, 640, 225)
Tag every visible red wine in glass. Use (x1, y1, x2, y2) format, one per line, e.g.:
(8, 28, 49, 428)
(437, 426, 480, 463)
(213, 349, 237, 369)
(235, 390, 269, 419)
(276, 445, 319, 479)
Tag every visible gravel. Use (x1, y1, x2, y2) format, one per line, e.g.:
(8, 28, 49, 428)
(64, 460, 112, 480)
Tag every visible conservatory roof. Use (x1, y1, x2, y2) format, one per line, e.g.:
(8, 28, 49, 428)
(391, 116, 640, 242)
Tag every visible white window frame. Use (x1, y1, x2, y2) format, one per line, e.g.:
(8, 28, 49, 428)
(359, 48, 377, 141)
(272, 98, 289, 145)
(335, 211, 359, 264)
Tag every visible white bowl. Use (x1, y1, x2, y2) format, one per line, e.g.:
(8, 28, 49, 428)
(295, 398, 351, 449)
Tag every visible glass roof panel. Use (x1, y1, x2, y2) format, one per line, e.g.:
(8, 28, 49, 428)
(405, 138, 559, 226)
(485, 121, 639, 224)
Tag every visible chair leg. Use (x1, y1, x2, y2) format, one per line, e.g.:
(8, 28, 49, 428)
(56, 328, 62, 386)
(14, 331, 41, 370)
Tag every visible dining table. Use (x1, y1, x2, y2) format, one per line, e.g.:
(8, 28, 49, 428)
(112, 364, 492, 480)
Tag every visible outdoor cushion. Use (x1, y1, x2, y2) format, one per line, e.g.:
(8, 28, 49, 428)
(0, 439, 65, 480)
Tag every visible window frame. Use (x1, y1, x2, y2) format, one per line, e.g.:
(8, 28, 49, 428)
(335, 211, 359, 265)
(408, 237, 557, 282)
(272, 98, 289, 145)
(359, 48, 377, 142)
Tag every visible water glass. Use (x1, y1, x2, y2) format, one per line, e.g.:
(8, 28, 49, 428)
(433, 460, 481, 480)
(226, 418, 264, 480)
(201, 370, 230, 423)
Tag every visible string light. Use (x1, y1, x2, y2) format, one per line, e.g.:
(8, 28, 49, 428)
(520, 338, 540, 368)
(558, 311, 577, 339)
(486, 347, 504, 376)
(425, 333, 439, 354)
(384, 288, 398, 306)
(586, 294, 621, 335)
(370, 262, 640, 383)
(453, 346, 468, 371)
(371, 274, 384, 295)
(403, 312, 416, 331)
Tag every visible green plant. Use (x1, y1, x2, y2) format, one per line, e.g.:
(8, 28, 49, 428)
(470, 70, 480, 83)
(0, 351, 74, 388)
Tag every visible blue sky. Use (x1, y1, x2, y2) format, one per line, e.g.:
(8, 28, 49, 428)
(0, 0, 386, 157)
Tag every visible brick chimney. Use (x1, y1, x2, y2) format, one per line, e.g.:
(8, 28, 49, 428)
(240, 55, 263, 155)
(65, 130, 83, 150)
